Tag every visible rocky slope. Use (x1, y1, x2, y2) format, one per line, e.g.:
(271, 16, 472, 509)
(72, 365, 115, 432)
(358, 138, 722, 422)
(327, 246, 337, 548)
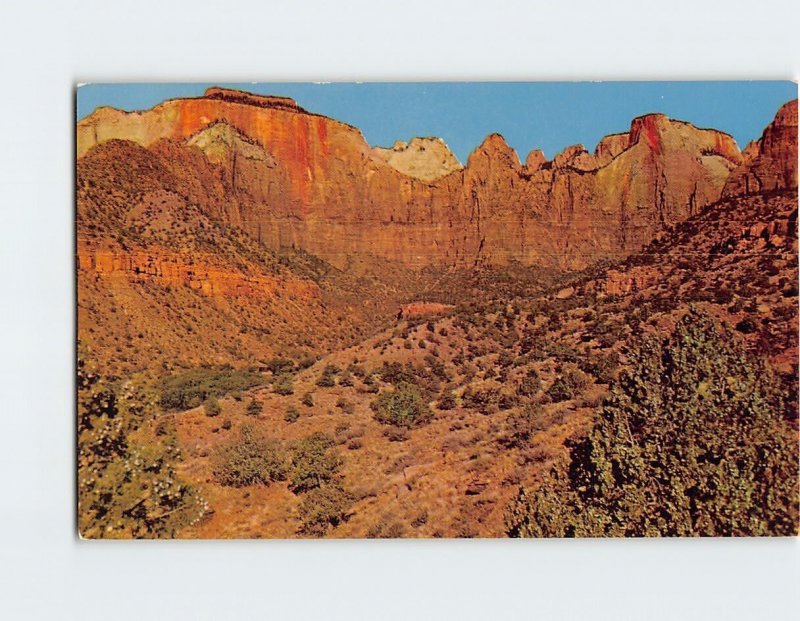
(78, 87, 748, 270)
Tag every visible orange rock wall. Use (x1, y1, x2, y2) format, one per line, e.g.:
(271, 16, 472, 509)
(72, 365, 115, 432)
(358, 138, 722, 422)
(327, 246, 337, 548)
(78, 88, 762, 271)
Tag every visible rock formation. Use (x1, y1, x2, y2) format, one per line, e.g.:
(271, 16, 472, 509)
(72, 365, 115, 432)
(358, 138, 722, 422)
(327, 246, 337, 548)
(77, 86, 766, 271)
(373, 137, 462, 181)
(723, 99, 798, 198)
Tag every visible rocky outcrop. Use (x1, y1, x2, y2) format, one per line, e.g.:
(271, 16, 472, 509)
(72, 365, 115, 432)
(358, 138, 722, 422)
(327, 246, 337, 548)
(78, 245, 320, 299)
(373, 137, 462, 181)
(723, 99, 798, 198)
(78, 87, 761, 271)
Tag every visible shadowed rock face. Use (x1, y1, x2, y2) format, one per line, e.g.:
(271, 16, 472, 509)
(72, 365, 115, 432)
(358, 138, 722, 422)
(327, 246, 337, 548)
(723, 99, 798, 198)
(77, 86, 773, 270)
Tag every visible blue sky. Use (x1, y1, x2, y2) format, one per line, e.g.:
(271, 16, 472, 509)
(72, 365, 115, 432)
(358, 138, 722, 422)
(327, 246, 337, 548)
(77, 82, 797, 163)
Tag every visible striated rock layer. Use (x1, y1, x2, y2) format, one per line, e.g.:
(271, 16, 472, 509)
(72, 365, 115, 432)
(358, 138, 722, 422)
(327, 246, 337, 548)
(78, 87, 763, 270)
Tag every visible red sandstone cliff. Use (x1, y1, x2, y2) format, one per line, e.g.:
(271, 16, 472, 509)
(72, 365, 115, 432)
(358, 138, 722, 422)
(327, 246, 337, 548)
(723, 99, 798, 198)
(78, 87, 762, 270)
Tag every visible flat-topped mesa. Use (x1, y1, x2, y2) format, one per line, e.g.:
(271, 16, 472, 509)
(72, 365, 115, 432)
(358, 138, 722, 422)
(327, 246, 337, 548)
(202, 87, 304, 112)
(373, 136, 462, 182)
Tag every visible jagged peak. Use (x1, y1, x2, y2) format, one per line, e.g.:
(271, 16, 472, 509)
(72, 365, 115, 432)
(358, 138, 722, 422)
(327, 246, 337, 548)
(468, 133, 521, 167)
(524, 149, 547, 171)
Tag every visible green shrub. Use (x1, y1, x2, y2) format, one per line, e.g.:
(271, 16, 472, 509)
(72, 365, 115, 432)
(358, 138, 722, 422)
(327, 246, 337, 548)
(273, 374, 295, 396)
(246, 398, 263, 416)
(266, 357, 295, 375)
(285, 406, 300, 423)
(437, 390, 456, 410)
(461, 382, 502, 415)
(212, 423, 288, 487)
(158, 365, 262, 410)
(298, 484, 354, 536)
(203, 397, 222, 417)
(546, 367, 589, 402)
(506, 310, 799, 537)
(371, 382, 433, 428)
(517, 371, 542, 397)
(379, 361, 417, 386)
(336, 397, 355, 415)
(316, 364, 340, 387)
(301, 392, 315, 407)
(289, 433, 341, 493)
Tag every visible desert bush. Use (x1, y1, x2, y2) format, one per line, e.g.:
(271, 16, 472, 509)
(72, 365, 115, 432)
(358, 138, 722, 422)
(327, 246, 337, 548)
(371, 382, 433, 428)
(505, 310, 799, 537)
(579, 351, 619, 385)
(316, 364, 340, 387)
(266, 357, 295, 375)
(461, 381, 504, 415)
(546, 367, 589, 402)
(517, 370, 542, 397)
(289, 433, 341, 493)
(301, 392, 315, 407)
(284, 406, 300, 423)
(273, 374, 295, 395)
(211, 423, 288, 487)
(379, 361, 418, 386)
(336, 397, 355, 415)
(298, 484, 354, 536)
(383, 427, 410, 442)
(338, 369, 354, 387)
(203, 397, 222, 417)
(158, 365, 262, 410)
(505, 403, 545, 448)
(437, 390, 457, 410)
(246, 398, 263, 416)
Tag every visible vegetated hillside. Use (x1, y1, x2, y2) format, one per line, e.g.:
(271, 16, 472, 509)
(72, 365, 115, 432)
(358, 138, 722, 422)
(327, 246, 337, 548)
(156, 188, 797, 538)
(77, 95, 798, 538)
(77, 138, 421, 377)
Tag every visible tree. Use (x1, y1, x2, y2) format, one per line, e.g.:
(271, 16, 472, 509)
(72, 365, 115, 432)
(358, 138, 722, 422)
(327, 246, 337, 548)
(297, 484, 354, 536)
(78, 351, 206, 538)
(289, 433, 341, 493)
(506, 310, 799, 537)
(371, 382, 433, 428)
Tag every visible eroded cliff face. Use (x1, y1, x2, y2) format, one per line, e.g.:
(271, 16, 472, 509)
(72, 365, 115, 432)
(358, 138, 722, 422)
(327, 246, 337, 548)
(78, 87, 752, 270)
(723, 99, 798, 198)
